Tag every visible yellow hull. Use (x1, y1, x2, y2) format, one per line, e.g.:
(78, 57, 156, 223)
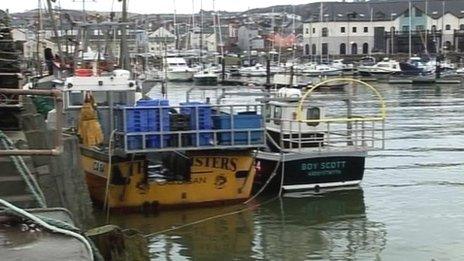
(81, 148, 256, 210)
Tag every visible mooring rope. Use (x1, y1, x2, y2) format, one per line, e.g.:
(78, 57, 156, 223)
(144, 196, 279, 238)
(0, 199, 94, 261)
(0, 130, 47, 208)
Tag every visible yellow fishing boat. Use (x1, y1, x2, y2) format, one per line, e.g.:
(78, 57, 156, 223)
(81, 149, 256, 210)
(60, 71, 265, 211)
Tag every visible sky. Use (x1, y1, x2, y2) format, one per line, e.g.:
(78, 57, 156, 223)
(3, 0, 327, 14)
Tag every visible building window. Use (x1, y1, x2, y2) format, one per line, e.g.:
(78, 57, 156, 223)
(341, 27, 346, 33)
(362, 43, 369, 54)
(312, 44, 317, 55)
(415, 9, 423, 17)
(416, 25, 424, 31)
(340, 43, 346, 55)
(322, 27, 328, 37)
(352, 27, 357, 33)
(402, 26, 409, 32)
(313, 28, 316, 34)
(305, 28, 309, 34)
(306, 107, 320, 127)
(305, 44, 310, 55)
(351, 43, 358, 55)
(460, 24, 464, 31)
(364, 27, 368, 33)
(322, 43, 328, 55)
(446, 24, 451, 30)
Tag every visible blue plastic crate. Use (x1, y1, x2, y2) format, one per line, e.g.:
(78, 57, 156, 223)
(127, 136, 143, 150)
(146, 134, 170, 148)
(190, 132, 214, 146)
(217, 130, 264, 145)
(212, 113, 262, 129)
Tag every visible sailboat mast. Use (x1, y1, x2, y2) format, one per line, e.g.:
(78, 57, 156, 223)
(292, 5, 296, 62)
(408, 0, 412, 57)
(173, 0, 178, 50)
(319, 2, 323, 63)
(45, 0, 65, 67)
(37, 0, 43, 75)
(425, 0, 428, 55)
(214, 0, 224, 58)
(199, 0, 203, 67)
(119, 0, 130, 70)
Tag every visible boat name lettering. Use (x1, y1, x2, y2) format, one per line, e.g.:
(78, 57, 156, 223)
(193, 157, 238, 171)
(301, 161, 346, 171)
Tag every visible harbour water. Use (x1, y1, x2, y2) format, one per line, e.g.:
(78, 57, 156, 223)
(107, 81, 464, 260)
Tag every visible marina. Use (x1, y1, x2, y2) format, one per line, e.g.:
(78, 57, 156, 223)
(1, 0, 464, 260)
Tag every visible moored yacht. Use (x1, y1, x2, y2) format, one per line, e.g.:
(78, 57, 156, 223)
(193, 68, 219, 85)
(166, 57, 196, 81)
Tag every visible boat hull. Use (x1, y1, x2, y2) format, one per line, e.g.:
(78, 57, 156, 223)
(255, 150, 366, 192)
(167, 71, 194, 81)
(81, 148, 256, 211)
(194, 75, 218, 86)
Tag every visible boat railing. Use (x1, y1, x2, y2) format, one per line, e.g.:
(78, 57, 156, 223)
(273, 116, 385, 152)
(114, 103, 266, 154)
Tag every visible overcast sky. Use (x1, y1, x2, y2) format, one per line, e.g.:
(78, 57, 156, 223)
(4, 0, 330, 14)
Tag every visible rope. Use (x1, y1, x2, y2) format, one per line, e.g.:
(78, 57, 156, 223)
(144, 196, 279, 238)
(104, 129, 117, 223)
(0, 199, 94, 261)
(0, 130, 47, 208)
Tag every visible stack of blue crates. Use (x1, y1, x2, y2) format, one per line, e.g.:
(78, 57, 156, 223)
(180, 102, 213, 146)
(116, 99, 171, 150)
(212, 112, 263, 145)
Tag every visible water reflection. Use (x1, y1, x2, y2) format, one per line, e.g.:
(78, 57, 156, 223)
(128, 188, 387, 260)
(252, 188, 386, 260)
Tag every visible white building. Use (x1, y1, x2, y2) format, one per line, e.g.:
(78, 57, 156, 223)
(302, 0, 464, 57)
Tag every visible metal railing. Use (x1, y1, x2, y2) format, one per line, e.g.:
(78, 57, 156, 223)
(0, 89, 63, 156)
(273, 117, 385, 152)
(115, 103, 266, 154)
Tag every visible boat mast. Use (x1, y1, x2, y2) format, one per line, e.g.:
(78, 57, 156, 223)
(37, 0, 43, 75)
(200, 0, 204, 69)
(424, 0, 428, 55)
(408, 0, 412, 57)
(45, 0, 65, 68)
(292, 5, 296, 63)
(319, 2, 323, 63)
(173, 0, 179, 50)
(119, 0, 130, 70)
(214, 0, 224, 59)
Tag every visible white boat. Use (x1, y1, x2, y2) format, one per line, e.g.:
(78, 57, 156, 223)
(193, 68, 218, 85)
(305, 64, 342, 77)
(166, 57, 196, 81)
(331, 59, 354, 71)
(357, 59, 401, 76)
(239, 64, 267, 77)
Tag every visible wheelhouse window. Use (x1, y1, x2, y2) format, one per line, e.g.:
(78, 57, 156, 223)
(273, 106, 282, 125)
(265, 104, 271, 123)
(306, 107, 320, 127)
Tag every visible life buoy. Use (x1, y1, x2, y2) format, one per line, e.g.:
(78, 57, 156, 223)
(75, 68, 93, 77)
